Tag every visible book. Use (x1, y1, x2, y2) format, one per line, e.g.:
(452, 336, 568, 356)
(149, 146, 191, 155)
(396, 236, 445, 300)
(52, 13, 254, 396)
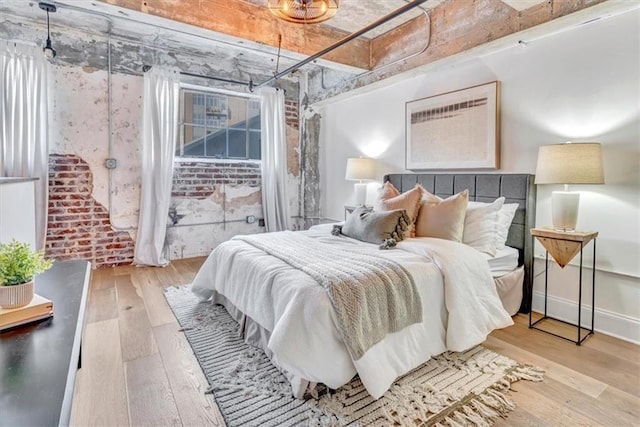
(0, 294, 53, 331)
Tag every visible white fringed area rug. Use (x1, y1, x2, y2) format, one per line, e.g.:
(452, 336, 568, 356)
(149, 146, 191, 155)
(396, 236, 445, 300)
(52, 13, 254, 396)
(164, 286, 543, 427)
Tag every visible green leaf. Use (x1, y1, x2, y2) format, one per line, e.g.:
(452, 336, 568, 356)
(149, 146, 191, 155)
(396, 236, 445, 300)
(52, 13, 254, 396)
(0, 240, 53, 286)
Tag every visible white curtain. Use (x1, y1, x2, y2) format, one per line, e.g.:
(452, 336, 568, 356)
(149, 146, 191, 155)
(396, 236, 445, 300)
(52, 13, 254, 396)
(134, 67, 179, 266)
(0, 41, 49, 249)
(260, 87, 291, 232)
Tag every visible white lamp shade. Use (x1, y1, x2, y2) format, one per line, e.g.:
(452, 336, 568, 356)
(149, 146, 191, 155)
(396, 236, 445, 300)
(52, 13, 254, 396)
(535, 142, 604, 185)
(535, 142, 604, 231)
(345, 158, 376, 181)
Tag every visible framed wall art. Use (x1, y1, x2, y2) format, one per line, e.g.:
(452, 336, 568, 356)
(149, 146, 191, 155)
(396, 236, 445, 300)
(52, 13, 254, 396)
(405, 81, 500, 170)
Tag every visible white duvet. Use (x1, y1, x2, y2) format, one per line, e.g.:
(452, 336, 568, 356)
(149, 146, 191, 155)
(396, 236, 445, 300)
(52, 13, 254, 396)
(191, 224, 513, 399)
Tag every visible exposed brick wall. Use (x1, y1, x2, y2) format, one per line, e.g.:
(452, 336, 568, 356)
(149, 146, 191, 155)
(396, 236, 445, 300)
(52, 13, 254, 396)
(172, 161, 261, 199)
(45, 154, 135, 268)
(45, 157, 263, 267)
(285, 99, 299, 130)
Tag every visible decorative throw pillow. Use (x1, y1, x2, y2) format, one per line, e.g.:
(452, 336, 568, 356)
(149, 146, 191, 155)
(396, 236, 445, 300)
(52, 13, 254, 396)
(374, 182, 423, 237)
(373, 181, 400, 209)
(415, 190, 469, 242)
(495, 203, 519, 251)
(336, 207, 410, 249)
(463, 197, 505, 256)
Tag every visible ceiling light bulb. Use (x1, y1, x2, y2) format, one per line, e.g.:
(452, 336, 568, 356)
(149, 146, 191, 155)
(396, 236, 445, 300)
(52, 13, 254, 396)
(43, 38, 56, 59)
(44, 47, 56, 59)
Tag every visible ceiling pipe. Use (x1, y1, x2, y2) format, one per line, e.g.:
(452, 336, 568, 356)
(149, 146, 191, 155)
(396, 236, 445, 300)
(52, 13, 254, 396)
(318, 9, 431, 91)
(254, 0, 430, 90)
(349, 9, 431, 83)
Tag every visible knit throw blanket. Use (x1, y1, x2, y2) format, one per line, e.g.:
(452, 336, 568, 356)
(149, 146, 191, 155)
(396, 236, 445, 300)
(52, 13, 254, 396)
(234, 231, 422, 360)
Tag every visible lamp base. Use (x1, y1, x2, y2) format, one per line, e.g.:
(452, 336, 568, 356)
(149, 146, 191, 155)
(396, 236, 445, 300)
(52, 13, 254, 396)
(551, 191, 580, 231)
(354, 182, 367, 206)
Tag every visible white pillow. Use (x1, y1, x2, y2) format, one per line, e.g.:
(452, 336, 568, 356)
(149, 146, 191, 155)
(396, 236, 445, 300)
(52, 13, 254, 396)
(463, 197, 505, 256)
(496, 203, 519, 251)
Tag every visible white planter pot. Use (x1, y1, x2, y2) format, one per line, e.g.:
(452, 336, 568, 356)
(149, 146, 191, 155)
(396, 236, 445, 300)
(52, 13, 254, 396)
(0, 280, 34, 309)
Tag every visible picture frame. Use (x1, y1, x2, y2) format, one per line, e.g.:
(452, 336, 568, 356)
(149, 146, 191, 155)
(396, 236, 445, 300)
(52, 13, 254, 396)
(405, 81, 500, 170)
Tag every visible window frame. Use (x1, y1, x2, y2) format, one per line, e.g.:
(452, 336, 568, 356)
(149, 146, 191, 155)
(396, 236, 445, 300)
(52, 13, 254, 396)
(176, 83, 261, 162)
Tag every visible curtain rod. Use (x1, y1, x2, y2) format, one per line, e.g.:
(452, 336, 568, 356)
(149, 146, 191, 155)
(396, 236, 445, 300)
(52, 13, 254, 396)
(142, 65, 254, 89)
(180, 70, 254, 90)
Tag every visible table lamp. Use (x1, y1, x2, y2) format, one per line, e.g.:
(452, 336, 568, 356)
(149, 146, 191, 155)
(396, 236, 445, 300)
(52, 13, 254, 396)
(345, 157, 375, 206)
(534, 142, 604, 231)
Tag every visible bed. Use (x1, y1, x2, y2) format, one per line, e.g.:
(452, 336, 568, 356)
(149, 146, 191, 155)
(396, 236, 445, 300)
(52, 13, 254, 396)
(384, 173, 536, 314)
(191, 173, 536, 400)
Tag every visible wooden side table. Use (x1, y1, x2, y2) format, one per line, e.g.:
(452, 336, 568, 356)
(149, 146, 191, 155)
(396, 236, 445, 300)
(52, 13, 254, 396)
(529, 227, 598, 345)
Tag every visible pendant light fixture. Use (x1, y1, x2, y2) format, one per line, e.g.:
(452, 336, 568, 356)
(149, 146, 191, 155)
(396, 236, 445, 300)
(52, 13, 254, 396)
(39, 2, 57, 59)
(268, 0, 338, 24)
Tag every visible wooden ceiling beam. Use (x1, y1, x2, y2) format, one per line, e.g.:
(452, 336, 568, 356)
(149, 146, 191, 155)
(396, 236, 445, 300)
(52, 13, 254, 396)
(98, 0, 616, 97)
(370, 0, 609, 72)
(99, 0, 371, 70)
(306, 0, 625, 105)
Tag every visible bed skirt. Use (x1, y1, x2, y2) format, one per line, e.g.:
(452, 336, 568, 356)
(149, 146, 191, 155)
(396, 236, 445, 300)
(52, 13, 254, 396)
(212, 292, 315, 399)
(494, 266, 524, 316)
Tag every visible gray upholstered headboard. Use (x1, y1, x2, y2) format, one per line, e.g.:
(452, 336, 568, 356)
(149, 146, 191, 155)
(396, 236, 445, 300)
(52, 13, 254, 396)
(384, 173, 536, 313)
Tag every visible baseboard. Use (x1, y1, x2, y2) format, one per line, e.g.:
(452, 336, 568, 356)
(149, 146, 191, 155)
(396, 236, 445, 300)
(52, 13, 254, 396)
(531, 291, 640, 345)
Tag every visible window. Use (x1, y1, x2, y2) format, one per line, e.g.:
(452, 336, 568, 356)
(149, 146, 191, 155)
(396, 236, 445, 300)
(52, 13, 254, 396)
(177, 88, 261, 160)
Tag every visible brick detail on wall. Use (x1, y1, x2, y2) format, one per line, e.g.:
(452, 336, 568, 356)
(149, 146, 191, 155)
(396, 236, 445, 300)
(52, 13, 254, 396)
(285, 99, 299, 130)
(45, 154, 135, 268)
(172, 161, 261, 199)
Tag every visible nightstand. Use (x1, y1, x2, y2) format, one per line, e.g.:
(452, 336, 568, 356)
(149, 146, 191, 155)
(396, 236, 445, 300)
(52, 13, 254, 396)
(344, 205, 372, 220)
(529, 227, 598, 345)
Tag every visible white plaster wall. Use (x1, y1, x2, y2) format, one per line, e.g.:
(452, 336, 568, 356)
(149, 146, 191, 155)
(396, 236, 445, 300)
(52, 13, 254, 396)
(110, 74, 143, 229)
(50, 65, 142, 232)
(50, 66, 111, 209)
(166, 178, 264, 259)
(319, 9, 640, 339)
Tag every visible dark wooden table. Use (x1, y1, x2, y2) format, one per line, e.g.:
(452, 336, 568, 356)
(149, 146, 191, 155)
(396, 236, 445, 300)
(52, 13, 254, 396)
(0, 260, 91, 427)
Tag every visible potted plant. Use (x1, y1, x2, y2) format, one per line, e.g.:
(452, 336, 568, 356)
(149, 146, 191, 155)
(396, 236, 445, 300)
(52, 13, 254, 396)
(0, 240, 53, 309)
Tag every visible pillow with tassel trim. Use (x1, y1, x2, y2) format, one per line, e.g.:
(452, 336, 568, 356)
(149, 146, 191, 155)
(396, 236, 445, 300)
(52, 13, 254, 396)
(332, 207, 410, 249)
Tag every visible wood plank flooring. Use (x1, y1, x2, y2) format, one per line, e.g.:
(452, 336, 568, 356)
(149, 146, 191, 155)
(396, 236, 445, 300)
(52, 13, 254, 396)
(71, 258, 639, 426)
(70, 258, 225, 427)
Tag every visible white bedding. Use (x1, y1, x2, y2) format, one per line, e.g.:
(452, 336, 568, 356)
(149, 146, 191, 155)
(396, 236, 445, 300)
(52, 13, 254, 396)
(191, 224, 513, 399)
(486, 246, 520, 277)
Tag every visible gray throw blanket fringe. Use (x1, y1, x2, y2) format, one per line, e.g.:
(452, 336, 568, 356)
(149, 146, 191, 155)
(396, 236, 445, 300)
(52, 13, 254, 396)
(234, 231, 423, 360)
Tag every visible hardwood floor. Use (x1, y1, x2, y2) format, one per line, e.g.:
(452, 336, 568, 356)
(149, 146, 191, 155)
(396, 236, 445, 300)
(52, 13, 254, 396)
(71, 259, 639, 426)
(70, 258, 225, 427)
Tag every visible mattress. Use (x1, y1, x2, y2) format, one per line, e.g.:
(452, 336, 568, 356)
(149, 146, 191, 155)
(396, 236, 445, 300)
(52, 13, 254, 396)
(486, 246, 520, 277)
